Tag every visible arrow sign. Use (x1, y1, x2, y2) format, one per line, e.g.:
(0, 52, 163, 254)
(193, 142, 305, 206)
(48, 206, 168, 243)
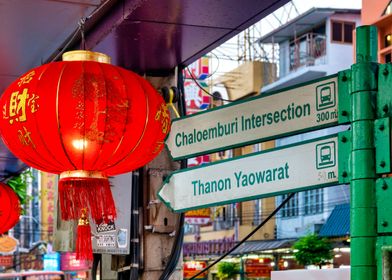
(166, 74, 341, 160)
(159, 135, 339, 212)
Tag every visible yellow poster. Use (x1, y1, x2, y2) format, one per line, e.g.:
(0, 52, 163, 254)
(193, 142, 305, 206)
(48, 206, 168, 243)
(40, 172, 57, 242)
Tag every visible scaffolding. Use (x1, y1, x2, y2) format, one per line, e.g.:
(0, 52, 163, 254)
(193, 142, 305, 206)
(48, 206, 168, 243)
(208, 1, 300, 98)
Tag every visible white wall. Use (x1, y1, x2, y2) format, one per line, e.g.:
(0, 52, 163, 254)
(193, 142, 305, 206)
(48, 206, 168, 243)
(273, 12, 360, 239)
(275, 126, 350, 239)
(325, 13, 362, 75)
(272, 268, 350, 280)
(279, 41, 290, 77)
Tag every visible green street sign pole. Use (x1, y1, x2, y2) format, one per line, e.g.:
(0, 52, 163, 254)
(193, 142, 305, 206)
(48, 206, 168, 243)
(350, 25, 378, 280)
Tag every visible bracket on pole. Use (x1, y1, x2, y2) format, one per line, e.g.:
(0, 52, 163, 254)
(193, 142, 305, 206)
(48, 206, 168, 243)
(375, 117, 391, 174)
(338, 131, 351, 184)
(376, 178, 392, 234)
(338, 70, 351, 124)
(378, 64, 392, 119)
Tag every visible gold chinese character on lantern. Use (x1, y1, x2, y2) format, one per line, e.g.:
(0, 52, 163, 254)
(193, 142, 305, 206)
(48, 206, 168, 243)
(3, 88, 40, 124)
(27, 94, 39, 113)
(17, 71, 35, 87)
(155, 104, 170, 133)
(153, 141, 164, 154)
(18, 126, 35, 148)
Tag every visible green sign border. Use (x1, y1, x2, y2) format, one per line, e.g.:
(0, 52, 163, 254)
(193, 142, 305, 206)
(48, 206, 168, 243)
(166, 73, 346, 161)
(159, 134, 341, 213)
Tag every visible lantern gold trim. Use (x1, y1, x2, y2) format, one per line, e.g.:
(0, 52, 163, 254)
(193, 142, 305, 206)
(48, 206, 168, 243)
(62, 50, 111, 64)
(60, 170, 107, 179)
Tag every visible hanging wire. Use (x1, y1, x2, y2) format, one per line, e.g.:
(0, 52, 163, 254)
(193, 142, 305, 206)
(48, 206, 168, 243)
(78, 17, 87, 50)
(185, 67, 235, 103)
(158, 69, 187, 280)
(46, 0, 115, 63)
(189, 192, 295, 280)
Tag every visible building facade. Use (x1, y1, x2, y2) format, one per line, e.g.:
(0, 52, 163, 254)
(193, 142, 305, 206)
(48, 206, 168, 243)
(257, 8, 360, 241)
(260, 8, 361, 93)
(361, 0, 392, 63)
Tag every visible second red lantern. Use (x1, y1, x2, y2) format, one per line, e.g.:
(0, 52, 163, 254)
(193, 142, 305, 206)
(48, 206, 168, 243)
(0, 182, 21, 235)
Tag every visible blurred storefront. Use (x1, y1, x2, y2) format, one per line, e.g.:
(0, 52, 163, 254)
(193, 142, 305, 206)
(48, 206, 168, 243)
(60, 253, 91, 280)
(184, 260, 208, 279)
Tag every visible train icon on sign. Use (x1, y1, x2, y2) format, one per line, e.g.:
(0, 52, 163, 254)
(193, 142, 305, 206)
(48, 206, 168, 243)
(316, 141, 336, 169)
(316, 81, 336, 111)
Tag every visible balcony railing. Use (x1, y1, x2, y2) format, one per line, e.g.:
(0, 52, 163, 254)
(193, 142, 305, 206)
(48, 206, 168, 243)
(289, 33, 326, 71)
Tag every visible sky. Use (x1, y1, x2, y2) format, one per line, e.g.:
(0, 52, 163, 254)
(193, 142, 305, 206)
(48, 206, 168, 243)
(208, 0, 363, 95)
(294, 0, 361, 11)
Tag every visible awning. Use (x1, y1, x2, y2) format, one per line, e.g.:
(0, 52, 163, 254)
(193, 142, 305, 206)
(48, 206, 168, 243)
(319, 203, 350, 237)
(256, 8, 360, 44)
(231, 239, 296, 255)
(260, 68, 326, 92)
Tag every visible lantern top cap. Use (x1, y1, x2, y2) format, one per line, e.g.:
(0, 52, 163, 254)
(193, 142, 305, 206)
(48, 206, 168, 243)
(62, 50, 111, 64)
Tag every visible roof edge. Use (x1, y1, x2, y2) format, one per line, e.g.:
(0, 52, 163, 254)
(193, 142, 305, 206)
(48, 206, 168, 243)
(256, 7, 361, 44)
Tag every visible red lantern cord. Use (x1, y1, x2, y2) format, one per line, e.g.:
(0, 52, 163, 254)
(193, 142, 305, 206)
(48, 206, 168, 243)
(76, 208, 93, 260)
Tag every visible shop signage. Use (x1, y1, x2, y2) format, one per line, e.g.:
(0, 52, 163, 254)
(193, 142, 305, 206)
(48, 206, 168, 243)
(40, 172, 57, 242)
(166, 75, 339, 160)
(183, 236, 236, 256)
(92, 173, 132, 255)
(0, 255, 13, 267)
(43, 253, 61, 271)
(159, 135, 339, 212)
(20, 247, 44, 271)
(60, 253, 89, 271)
(0, 235, 18, 254)
(185, 209, 211, 225)
(245, 258, 272, 278)
(184, 261, 208, 279)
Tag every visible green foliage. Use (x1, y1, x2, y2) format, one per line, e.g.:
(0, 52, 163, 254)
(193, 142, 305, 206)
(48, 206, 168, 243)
(6, 169, 33, 206)
(217, 261, 239, 280)
(292, 234, 333, 268)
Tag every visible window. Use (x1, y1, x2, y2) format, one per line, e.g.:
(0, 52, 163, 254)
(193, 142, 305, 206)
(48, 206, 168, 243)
(331, 20, 355, 43)
(281, 193, 299, 218)
(253, 199, 262, 225)
(386, 53, 392, 63)
(304, 189, 324, 215)
(385, 34, 392, 48)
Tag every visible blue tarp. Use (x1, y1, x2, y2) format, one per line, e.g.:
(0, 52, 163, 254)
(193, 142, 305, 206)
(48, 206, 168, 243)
(319, 203, 350, 237)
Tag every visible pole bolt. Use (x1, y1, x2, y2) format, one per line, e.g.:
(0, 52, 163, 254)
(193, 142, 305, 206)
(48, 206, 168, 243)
(382, 182, 388, 190)
(341, 136, 347, 143)
(380, 124, 385, 131)
(382, 221, 389, 227)
(383, 104, 389, 113)
(383, 68, 389, 76)
(380, 161, 386, 168)
(342, 171, 348, 178)
(341, 110, 348, 116)
(342, 75, 348, 82)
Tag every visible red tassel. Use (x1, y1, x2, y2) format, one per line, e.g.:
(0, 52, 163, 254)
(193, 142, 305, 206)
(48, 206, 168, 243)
(76, 209, 93, 261)
(59, 176, 116, 223)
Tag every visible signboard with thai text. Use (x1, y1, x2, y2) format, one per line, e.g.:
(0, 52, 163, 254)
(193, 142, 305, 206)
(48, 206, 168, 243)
(92, 173, 132, 255)
(41, 172, 57, 242)
(166, 75, 340, 160)
(183, 261, 208, 279)
(159, 136, 339, 212)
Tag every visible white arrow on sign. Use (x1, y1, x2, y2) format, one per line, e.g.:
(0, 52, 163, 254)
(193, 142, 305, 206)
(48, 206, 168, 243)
(166, 74, 340, 160)
(159, 135, 339, 212)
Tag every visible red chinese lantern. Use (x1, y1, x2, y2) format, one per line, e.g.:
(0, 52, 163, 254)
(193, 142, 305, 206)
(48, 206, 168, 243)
(0, 51, 170, 259)
(0, 182, 21, 234)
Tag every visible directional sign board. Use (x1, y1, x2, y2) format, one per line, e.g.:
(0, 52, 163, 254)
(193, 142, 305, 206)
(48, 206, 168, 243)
(166, 74, 340, 160)
(159, 135, 339, 212)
